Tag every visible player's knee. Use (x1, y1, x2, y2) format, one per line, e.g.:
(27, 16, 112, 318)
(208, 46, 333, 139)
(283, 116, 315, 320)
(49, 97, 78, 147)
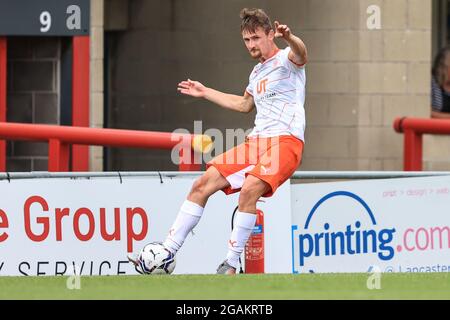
(239, 185, 258, 205)
(190, 177, 206, 195)
(190, 175, 215, 198)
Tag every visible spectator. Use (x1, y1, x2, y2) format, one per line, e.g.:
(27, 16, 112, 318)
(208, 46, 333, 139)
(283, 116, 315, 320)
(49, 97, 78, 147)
(431, 46, 450, 118)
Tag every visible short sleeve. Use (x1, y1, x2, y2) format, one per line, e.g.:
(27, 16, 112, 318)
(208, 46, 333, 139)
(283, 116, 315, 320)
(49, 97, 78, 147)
(280, 47, 305, 73)
(245, 83, 253, 96)
(431, 77, 444, 112)
(246, 69, 255, 96)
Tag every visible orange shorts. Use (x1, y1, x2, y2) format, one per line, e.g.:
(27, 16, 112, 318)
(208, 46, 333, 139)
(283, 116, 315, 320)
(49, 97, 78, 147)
(206, 135, 304, 197)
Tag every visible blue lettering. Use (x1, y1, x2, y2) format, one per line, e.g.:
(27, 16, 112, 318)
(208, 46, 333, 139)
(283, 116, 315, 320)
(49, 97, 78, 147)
(377, 228, 396, 260)
(345, 225, 355, 254)
(362, 229, 376, 253)
(324, 223, 330, 255)
(331, 231, 345, 255)
(297, 222, 396, 267)
(355, 221, 361, 253)
(299, 234, 313, 266)
(314, 232, 324, 256)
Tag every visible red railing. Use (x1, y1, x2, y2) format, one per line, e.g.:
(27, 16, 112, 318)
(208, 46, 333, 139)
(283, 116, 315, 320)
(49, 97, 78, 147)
(72, 36, 90, 171)
(394, 117, 450, 171)
(0, 122, 209, 172)
(0, 37, 6, 172)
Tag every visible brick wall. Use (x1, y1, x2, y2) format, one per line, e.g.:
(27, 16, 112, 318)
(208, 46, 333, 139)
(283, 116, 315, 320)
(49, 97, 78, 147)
(6, 37, 60, 171)
(357, 0, 431, 171)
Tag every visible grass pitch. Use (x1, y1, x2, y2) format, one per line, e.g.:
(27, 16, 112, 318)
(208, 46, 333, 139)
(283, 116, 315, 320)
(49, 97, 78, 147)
(0, 273, 448, 300)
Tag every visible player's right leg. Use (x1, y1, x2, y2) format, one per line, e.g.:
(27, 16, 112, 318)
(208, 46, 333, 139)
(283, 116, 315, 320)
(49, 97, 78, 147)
(162, 166, 230, 255)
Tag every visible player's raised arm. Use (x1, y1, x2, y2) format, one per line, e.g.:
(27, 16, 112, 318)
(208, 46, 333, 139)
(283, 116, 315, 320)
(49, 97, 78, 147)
(274, 21, 307, 66)
(177, 79, 255, 113)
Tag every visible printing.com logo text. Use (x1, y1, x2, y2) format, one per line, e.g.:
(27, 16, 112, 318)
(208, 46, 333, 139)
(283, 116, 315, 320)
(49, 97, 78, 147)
(291, 191, 396, 271)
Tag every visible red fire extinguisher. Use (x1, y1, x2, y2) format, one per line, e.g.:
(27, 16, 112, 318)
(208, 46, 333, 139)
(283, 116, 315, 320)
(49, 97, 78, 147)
(244, 208, 264, 273)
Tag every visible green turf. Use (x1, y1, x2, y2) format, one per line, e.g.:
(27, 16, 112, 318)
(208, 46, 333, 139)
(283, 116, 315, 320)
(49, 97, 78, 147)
(0, 273, 448, 300)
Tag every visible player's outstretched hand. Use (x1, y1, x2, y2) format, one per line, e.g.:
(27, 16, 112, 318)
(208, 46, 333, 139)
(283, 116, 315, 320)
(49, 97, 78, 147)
(274, 21, 291, 40)
(177, 79, 206, 98)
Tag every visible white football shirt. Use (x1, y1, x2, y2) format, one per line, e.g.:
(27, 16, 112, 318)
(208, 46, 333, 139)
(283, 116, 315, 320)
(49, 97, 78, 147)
(246, 47, 306, 142)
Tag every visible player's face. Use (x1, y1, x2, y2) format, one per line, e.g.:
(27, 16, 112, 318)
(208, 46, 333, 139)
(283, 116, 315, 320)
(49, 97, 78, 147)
(242, 27, 274, 60)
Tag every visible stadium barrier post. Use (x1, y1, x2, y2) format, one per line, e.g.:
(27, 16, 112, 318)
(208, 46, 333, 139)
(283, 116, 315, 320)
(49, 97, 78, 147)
(48, 139, 70, 172)
(403, 129, 422, 171)
(178, 147, 201, 171)
(0, 37, 6, 172)
(72, 36, 90, 172)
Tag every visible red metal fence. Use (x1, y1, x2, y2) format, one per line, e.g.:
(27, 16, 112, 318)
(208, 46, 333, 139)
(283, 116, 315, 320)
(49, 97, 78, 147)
(0, 37, 6, 172)
(394, 117, 450, 171)
(0, 122, 207, 172)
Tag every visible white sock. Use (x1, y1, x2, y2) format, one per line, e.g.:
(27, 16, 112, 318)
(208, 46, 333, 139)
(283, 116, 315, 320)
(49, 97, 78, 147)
(163, 200, 204, 254)
(226, 211, 257, 269)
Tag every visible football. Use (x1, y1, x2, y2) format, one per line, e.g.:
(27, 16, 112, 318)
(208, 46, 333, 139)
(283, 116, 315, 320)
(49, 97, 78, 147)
(138, 242, 176, 275)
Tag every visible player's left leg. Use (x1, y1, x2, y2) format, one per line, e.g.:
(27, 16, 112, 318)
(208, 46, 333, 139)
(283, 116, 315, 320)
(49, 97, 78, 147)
(217, 175, 270, 274)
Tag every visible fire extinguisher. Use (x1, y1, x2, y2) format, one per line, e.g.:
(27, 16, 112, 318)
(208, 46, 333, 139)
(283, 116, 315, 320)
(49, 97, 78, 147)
(232, 205, 264, 274)
(245, 208, 264, 273)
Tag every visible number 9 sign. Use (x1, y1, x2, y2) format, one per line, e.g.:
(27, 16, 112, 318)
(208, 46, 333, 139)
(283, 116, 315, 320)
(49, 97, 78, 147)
(0, 0, 89, 36)
(40, 11, 52, 33)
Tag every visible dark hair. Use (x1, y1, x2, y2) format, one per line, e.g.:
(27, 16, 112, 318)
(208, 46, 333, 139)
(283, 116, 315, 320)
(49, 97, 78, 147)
(432, 46, 450, 86)
(240, 8, 273, 34)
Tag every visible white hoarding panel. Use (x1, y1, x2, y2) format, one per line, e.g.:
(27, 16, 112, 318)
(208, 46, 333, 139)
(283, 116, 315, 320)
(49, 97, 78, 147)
(0, 174, 291, 276)
(291, 176, 450, 273)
